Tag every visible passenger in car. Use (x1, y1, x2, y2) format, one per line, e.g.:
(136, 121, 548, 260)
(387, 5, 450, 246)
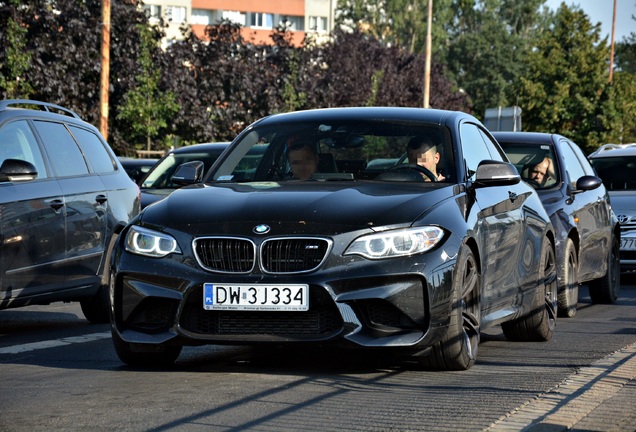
(287, 140, 320, 180)
(407, 136, 445, 181)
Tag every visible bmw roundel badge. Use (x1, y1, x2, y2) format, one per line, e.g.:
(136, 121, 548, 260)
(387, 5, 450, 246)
(253, 224, 271, 234)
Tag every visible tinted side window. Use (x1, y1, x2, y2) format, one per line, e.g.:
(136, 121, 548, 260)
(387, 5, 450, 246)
(0, 120, 48, 179)
(33, 120, 89, 177)
(559, 139, 587, 186)
(479, 129, 506, 161)
(565, 139, 595, 176)
(460, 123, 497, 180)
(69, 126, 115, 173)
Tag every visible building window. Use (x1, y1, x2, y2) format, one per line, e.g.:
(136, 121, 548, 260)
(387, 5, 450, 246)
(222, 10, 246, 25)
(281, 15, 304, 31)
(309, 16, 328, 32)
(249, 12, 273, 29)
(143, 4, 161, 21)
(165, 6, 186, 24)
(191, 8, 215, 25)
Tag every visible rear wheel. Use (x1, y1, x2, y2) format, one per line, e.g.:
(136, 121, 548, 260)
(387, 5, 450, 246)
(557, 239, 579, 318)
(588, 235, 620, 304)
(502, 236, 557, 341)
(111, 329, 182, 368)
(419, 244, 480, 371)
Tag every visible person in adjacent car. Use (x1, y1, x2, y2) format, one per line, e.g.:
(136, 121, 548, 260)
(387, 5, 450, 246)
(526, 157, 555, 188)
(288, 140, 320, 180)
(406, 136, 445, 181)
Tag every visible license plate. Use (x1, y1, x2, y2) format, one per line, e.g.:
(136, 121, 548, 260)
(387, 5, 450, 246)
(620, 237, 636, 251)
(203, 283, 308, 311)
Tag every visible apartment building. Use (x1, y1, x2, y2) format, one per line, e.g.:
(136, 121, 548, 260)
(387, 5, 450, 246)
(142, 0, 337, 46)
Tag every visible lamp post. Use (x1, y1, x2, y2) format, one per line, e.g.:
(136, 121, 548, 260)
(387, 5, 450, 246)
(609, 0, 616, 83)
(100, 0, 111, 140)
(423, 0, 432, 108)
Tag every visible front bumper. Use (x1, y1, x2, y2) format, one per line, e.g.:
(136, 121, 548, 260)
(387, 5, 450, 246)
(111, 245, 459, 352)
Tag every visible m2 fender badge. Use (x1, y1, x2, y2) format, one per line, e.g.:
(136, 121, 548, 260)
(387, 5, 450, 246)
(253, 224, 271, 234)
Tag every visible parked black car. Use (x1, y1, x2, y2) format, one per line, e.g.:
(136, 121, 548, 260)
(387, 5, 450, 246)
(118, 157, 159, 183)
(0, 100, 140, 323)
(494, 132, 620, 317)
(138, 142, 229, 208)
(588, 144, 636, 273)
(111, 107, 557, 370)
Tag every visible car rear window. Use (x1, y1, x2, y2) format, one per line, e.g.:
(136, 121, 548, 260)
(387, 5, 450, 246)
(69, 125, 116, 173)
(590, 156, 636, 191)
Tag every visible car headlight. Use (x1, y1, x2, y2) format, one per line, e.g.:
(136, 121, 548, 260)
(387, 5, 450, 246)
(125, 225, 181, 258)
(345, 226, 444, 259)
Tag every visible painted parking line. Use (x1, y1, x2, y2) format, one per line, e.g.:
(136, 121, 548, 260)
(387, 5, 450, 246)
(486, 341, 636, 431)
(0, 332, 111, 354)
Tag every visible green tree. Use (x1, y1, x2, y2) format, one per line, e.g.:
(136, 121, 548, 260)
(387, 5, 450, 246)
(445, 0, 546, 119)
(335, 0, 454, 55)
(615, 33, 636, 74)
(507, 4, 613, 151)
(117, 24, 179, 154)
(601, 72, 636, 144)
(0, 0, 33, 98)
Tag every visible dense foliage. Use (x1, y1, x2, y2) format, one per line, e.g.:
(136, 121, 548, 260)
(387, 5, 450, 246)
(1, 0, 635, 155)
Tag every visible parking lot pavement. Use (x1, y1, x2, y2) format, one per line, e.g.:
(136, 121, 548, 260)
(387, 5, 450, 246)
(486, 340, 636, 431)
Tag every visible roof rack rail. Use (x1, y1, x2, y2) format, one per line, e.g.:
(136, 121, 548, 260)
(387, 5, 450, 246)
(589, 143, 636, 156)
(0, 99, 81, 119)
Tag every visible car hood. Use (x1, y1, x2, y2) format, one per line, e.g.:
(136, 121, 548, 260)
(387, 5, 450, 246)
(140, 188, 176, 209)
(608, 191, 635, 214)
(139, 181, 456, 234)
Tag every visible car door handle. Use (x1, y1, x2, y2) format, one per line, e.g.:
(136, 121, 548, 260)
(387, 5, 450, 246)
(95, 194, 108, 204)
(508, 191, 518, 202)
(49, 198, 64, 211)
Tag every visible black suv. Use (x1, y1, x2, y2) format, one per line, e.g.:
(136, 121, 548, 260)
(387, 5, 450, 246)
(0, 100, 140, 323)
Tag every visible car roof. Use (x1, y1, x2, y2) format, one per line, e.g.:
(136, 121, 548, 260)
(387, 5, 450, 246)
(250, 107, 472, 128)
(588, 143, 636, 158)
(170, 142, 231, 154)
(491, 131, 560, 145)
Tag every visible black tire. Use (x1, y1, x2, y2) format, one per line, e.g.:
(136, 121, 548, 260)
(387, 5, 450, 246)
(557, 239, 579, 318)
(502, 236, 557, 342)
(80, 234, 118, 324)
(588, 235, 620, 304)
(419, 244, 480, 371)
(111, 328, 182, 367)
(80, 284, 110, 324)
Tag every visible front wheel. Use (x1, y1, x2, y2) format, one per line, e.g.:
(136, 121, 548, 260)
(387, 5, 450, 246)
(557, 238, 579, 318)
(588, 235, 620, 304)
(502, 236, 557, 341)
(419, 244, 480, 371)
(112, 329, 182, 368)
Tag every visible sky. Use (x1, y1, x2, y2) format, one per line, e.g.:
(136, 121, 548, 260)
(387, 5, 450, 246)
(544, 0, 635, 42)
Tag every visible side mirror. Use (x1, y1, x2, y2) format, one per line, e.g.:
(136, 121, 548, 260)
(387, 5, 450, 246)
(0, 158, 38, 182)
(572, 175, 602, 195)
(171, 160, 205, 186)
(473, 160, 520, 188)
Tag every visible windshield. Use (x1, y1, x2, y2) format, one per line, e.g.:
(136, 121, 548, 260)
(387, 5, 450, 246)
(589, 155, 636, 191)
(210, 120, 454, 183)
(499, 143, 559, 189)
(142, 151, 223, 189)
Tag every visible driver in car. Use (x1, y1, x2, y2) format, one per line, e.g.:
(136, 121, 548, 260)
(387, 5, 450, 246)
(526, 157, 555, 188)
(288, 139, 320, 180)
(407, 136, 445, 181)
